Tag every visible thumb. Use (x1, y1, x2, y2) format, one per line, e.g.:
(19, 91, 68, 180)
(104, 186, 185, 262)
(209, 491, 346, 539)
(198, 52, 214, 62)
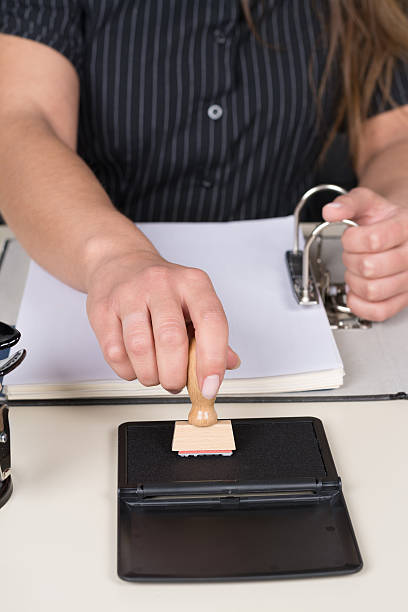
(322, 187, 396, 226)
(226, 346, 241, 371)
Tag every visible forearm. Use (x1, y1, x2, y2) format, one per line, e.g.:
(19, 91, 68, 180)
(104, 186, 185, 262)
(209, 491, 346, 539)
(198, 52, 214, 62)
(0, 35, 235, 391)
(0, 113, 157, 291)
(358, 139, 408, 209)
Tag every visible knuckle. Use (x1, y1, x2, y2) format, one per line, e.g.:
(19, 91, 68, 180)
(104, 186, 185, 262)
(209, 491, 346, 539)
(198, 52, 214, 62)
(201, 305, 223, 319)
(103, 343, 127, 364)
(351, 186, 373, 200)
(156, 320, 187, 348)
(183, 267, 211, 285)
(368, 231, 381, 252)
(144, 265, 171, 286)
(126, 333, 151, 357)
(200, 307, 226, 325)
(197, 297, 226, 320)
(87, 297, 110, 322)
(360, 256, 375, 278)
(204, 356, 227, 374)
(364, 281, 379, 302)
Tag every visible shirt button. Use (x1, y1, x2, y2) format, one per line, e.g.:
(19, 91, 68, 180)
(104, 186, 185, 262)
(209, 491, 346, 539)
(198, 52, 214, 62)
(207, 104, 223, 120)
(201, 179, 213, 189)
(213, 29, 227, 45)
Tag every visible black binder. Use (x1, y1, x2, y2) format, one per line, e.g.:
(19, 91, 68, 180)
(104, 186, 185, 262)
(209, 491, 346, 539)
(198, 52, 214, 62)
(118, 416, 362, 581)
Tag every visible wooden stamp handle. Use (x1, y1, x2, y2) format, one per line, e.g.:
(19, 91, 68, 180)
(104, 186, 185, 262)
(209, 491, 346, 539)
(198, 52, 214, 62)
(187, 338, 218, 427)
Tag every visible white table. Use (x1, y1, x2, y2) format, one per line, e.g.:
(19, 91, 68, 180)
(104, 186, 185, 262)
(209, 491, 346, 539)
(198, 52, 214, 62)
(2, 399, 407, 611)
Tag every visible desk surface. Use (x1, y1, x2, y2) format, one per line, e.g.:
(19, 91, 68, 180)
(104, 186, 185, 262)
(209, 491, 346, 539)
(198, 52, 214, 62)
(2, 399, 407, 612)
(1, 226, 407, 611)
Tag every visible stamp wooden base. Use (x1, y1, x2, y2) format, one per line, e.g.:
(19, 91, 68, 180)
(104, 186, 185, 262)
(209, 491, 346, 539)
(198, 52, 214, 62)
(172, 419, 235, 453)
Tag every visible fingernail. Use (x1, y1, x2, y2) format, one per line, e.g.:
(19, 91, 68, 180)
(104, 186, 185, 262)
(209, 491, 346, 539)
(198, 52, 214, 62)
(326, 203, 342, 208)
(345, 284, 350, 294)
(201, 374, 220, 399)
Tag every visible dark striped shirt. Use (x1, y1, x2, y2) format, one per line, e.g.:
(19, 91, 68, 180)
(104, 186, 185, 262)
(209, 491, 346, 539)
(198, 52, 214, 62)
(1, 0, 408, 222)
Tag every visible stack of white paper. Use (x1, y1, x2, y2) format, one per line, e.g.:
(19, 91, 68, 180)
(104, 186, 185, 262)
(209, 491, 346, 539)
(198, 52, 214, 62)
(5, 216, 343, 400)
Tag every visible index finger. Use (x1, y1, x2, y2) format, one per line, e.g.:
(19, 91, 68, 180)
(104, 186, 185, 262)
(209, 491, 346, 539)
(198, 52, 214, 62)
(342, 214, 408, 254)
(183, 273, 229, 399)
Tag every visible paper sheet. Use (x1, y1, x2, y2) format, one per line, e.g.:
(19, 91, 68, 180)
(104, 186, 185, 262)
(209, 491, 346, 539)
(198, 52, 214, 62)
(7, 216, 342, 385)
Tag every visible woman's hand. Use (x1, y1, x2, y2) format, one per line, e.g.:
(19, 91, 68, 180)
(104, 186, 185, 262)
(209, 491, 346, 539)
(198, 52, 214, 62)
(86, 248, 240, 395)
(323, 186, 408, 321)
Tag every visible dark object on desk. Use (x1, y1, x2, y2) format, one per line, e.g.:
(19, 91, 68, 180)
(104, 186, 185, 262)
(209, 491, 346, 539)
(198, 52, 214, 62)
(0, 322, 26, 509)
(118, 417, 362, 582)
(0, 405, 12, 509)
(0, 321, 26, 378)
(0, 349, 26, 377)
(0, 321, 21, 350)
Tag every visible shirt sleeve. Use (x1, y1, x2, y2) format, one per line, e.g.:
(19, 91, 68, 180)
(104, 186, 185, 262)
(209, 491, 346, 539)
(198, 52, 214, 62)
(370, 58, 408, 116)
(0, 0, 84, 73)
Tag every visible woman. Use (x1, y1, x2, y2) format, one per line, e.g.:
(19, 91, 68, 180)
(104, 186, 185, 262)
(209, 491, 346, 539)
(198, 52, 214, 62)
(0, 0, 407, 396)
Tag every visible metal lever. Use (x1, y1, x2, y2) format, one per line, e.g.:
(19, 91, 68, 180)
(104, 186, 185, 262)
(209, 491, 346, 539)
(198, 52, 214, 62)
(301, 220, 358, 304)
(287, 184, 352, 307)
(287, 203, 371, 329)
(292, 184, 347, 255)
(286, 219, 357, 306)
(312, 232, 371, 329)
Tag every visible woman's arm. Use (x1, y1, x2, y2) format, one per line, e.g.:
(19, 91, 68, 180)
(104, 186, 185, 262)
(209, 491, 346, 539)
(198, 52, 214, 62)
(323, 105, 408, 321)
(0, 34, 238, 394)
